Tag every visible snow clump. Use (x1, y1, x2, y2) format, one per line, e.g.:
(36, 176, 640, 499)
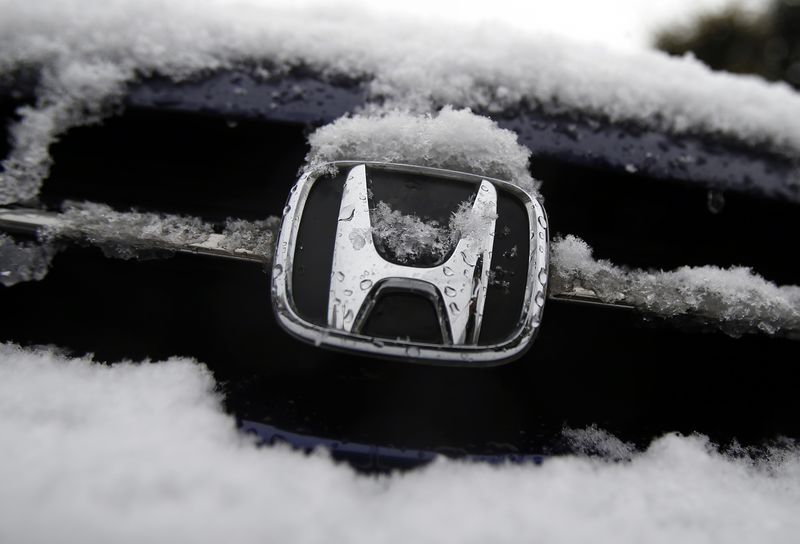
(2, 343, 800, 544)
(551, 235, 800, 337)
(306, 107, 537, 191)
(0, 233, 56, 286)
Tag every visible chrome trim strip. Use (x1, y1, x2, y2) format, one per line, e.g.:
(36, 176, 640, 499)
(0, 208, 265, 263)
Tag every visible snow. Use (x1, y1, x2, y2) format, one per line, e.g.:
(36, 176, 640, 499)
(333, 202, 800, 336)
(5, 199, 798, 337)
(0, 233, 55, 286)
(2, 4, 799, 535)
(2, 0, 800, 204)
(219, 217, 279, 257)
(306, 107, 537, 191)
(551, 235, 800, 337)
(1, 342, 800, 544)
(370, 196, 498, 265)
(42, 201, 277, 260)
(370, 201, 452, 264)
(44, 201, 215, 259)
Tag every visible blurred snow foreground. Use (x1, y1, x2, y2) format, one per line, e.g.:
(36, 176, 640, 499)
(0, 343, 799, 543)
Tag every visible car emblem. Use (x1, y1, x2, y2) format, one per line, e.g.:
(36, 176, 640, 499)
(272, 161, 549, 366)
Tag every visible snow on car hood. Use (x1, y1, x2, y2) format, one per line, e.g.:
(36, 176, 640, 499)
(1, 343, 799, 544)
(2, 0, 800, 204)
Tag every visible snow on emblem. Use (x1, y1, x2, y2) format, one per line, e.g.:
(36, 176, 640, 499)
(272, 161, 549, 366)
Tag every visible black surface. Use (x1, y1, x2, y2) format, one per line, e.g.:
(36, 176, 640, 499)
(361, 293, 443, 344)
(1, 247, 798, 456)
(123, 69, 800, 203)
(41, 109, 306, 221)
(537, 156, 800, 286)
(291, 170, 345, 326)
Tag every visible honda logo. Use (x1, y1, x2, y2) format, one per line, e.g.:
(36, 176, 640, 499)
(272, 161, 549, 366)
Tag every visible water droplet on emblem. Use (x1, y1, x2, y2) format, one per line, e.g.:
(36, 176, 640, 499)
(360, 279, 373, 290)
(349, 231, 366, 250)
(538, 268, 548, 284)
(405, 346, 421, 357)
(338, 205, 355, 221)
(444, 286, 457, 297)
(443, 266, 454, 276)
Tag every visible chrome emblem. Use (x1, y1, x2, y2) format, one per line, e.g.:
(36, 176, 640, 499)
(329, 165, 496, 344)
(272, 161, 549, 366)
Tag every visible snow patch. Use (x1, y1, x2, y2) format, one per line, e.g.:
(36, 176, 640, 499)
(370, 201, 451, 264)
(2, 343, 800, 543)
(44, 201, 215, 259)
(551, 235, 800, 336)
(220, 217, 279, 257)
(41, 201, 279, 260)
(0, 61, 128, 205)
(306, 107, 536, 191)
(563, 424, 636, 462)
(0, 233, 56, 286)
(370, 198, 497, 265)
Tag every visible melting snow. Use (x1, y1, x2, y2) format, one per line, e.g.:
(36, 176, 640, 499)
(551, 235, 800, 337)
(1, 343, 800, 543)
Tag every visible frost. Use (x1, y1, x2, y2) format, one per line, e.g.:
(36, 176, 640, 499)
(306, 107, 536, 191)
(4, 1, 799, 204)
(551, 235, 800, 337)
(2, 342, 800, 543)
(370, 199, 497, 265)
(0, 233, 56, 286)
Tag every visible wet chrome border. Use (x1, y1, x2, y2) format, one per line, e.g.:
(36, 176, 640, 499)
(271, 161, 549, 367)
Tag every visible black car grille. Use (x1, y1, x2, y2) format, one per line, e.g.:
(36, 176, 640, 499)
(2, 72, 799, 466)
